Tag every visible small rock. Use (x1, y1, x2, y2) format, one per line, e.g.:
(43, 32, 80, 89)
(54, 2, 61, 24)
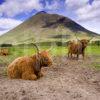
(21, 90, 26, 95)
(66, 90, 70, 93)
(5, 91, 8, 94)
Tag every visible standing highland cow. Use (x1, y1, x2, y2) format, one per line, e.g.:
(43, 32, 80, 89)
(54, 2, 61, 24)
(7, 44, 52, 80)
(0, 48, 9, 56)
(68, 38, 92, 59)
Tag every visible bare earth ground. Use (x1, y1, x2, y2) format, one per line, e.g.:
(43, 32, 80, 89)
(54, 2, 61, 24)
(0, 56, 100, 100)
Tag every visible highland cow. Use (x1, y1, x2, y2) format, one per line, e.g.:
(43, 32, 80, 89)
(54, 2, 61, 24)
(0, 48, 9, 56)
(68, 39, 92, 59)
(7, 44, 52, 80)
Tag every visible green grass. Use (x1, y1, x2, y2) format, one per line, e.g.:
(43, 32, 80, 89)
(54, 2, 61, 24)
(0, 45, 100, 74)
(92, 62, 100, 70)
(86, 45, 100, 55)
(94, 64, 100, 70)
(0, 45, 100, 66)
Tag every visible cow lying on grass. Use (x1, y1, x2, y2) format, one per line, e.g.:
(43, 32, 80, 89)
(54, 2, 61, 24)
(68, 38, 92, 59)
(0, 48, 9, 56)
(7, 44, 52, 80)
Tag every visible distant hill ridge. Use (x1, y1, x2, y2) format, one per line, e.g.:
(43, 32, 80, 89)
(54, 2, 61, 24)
(0, 11, 99, 44)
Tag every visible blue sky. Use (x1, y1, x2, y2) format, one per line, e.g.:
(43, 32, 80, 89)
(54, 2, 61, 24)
(0, 0, 100, 35)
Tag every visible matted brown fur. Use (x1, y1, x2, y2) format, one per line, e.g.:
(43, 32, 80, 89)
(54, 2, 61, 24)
(68, 39, 89, 59)
(7, 51, 52, 80)
(0, 48, 9, 56)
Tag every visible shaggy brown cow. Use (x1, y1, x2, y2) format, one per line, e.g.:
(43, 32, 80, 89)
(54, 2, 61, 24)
(0, 48, 9, 56)
(7, 45, 52, 80)
(68, 39, 91, 59)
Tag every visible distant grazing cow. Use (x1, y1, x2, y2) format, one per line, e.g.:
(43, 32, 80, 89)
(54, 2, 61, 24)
(7, 44, 52, 80)
(0, 48, 9, 56)
(68, 39, 92, 59)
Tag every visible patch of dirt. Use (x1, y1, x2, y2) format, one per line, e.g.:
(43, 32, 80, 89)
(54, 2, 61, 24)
(0, 56, 100, 100)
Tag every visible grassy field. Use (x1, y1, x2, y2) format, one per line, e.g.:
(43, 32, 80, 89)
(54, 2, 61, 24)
(0, 45, 100, 77)
(86, 45, 100, 55)
(0, 45, 100, 68)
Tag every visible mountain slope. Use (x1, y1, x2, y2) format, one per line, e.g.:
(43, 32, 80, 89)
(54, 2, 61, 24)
(0, 11, 99, 44)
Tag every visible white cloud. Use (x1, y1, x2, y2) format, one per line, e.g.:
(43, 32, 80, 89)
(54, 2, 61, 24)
(75, 0, 100, 34)
(79, 21, 100, 34)
(65, 0, 100, 22)
(0, 18, 22, 35)
(65, 0, 100, 34)
(0, 18, 22, 29)
(0, 0, 100, 34)
(0, 0, 43, 17)
(76, 0, 100, 21)
(45, 0, 60, 10)
(0, 29, 9, 36)
(65, 0, 88, 10)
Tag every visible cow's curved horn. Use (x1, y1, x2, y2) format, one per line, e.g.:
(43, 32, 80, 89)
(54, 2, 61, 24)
(31, 38, 40, 54)
(32, 43, 40, 54)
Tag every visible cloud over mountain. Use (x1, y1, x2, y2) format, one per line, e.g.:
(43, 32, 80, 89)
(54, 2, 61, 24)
(0, 0, 43, 17)
(0, 18, 22, 35)
(0, 0, 100, 35)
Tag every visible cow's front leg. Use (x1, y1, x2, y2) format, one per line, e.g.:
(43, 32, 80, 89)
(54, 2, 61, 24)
(68, 52, 70, 58)
(70, 53, 73, 59)
(77, 53, 79, 60)
(22, 72, 37, 80)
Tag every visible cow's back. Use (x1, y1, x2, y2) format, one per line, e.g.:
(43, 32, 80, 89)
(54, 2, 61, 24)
(7, 56, 34, 78)
(68, 42, 82, 54)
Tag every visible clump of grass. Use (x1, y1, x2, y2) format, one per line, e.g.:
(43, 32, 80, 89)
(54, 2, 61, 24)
(86, 46, 100, 55)
(94, 65, 100, 70)
(92, 62, 100, 70)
